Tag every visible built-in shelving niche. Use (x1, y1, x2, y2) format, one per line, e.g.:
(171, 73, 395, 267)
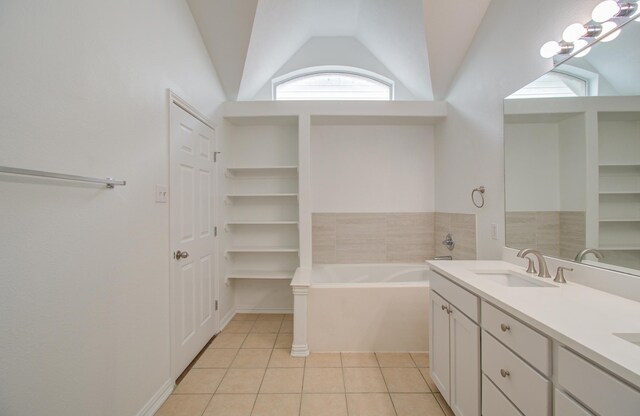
(223, 116, 299, 282)
(598, 111, 640, 269)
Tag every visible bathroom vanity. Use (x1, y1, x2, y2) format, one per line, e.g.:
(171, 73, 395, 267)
(427, 260, 640, 416)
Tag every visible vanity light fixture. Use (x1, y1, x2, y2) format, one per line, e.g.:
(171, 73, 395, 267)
(540, 41, 573, 59)
(540, 0, 639, 64)
(562, 23, 602, 42)
(592, 0, 637, 22)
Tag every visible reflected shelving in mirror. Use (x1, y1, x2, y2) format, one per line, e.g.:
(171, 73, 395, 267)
(504, 19, 640, 276)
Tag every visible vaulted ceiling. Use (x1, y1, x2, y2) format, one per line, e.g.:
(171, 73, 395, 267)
(187, 0, 492, 101)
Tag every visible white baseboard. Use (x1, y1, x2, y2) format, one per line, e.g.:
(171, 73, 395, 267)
(136, 378, 174, 416)
(235, 306, 293, 314)
(219, 308, 236, 330)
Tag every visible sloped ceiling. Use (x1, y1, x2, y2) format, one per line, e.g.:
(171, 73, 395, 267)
(187, 0, 491, 101)
(423, 0, 492, 99)
(187, 0, 259, 100)
(582, 22, 640, 96)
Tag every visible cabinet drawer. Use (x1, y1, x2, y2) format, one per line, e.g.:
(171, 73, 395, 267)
(554, 389, 593, 416)
(482, 374, 522, 416)
(481, 301, 551, 376)
(482, 331, 550, 416)
(558, 347, 640, 416)
(429, 270, 479, 322)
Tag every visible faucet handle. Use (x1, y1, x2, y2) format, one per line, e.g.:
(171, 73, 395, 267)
(523, 256, 537, 274)
(554, 266, 573, 284)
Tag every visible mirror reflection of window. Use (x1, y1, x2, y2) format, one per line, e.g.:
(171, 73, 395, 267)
(506, 71, 588, 99)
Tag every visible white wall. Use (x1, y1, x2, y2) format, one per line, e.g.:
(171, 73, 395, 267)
(435, 0, 602, 259)
(558, 114, 587, 211)
(234, 280, 294, 313)
(0, 1, 225, 415)
(311, 125, 435, 212)
(504, 123, 560, 211)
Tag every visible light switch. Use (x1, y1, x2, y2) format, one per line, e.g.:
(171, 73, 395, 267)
(156, 185, 168, 203)
(490, 223, 498, 240)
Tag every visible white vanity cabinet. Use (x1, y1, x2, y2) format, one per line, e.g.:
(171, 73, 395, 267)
(427, 261, 640, 416)
(429, 271, 480, 416)
(557, 347, 640, 415)
(480, 301, 552, 416)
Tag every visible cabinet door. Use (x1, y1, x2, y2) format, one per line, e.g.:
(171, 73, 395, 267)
(450, 306, 480, 416)
(430, 290, 451, 402)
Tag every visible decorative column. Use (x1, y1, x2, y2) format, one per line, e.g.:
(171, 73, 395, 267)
(290, 268, 310, 357)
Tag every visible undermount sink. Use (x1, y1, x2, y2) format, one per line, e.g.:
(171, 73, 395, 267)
(471, 269, 557, 288)
(614, 333, 640, 348)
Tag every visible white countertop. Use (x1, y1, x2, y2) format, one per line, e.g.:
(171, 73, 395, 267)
(428, 260, 640, 389)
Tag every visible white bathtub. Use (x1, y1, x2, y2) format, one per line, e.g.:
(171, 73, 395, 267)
(307, 263, 430, 352)
(312, 263, 430, 286)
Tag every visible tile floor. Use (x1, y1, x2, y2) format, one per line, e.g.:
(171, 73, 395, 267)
(156, 313, 454, 416)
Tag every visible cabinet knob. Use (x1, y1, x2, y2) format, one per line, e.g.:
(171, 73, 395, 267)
(500, 369, 511, 378)
(440, 305, 452, 314)
(500, 323, 511, 332)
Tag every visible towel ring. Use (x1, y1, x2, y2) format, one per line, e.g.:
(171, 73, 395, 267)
(472, 186, 485, 208)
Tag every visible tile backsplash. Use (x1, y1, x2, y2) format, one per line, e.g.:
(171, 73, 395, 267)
(505, 211, 585, 259)
(312, 212, 476, 264)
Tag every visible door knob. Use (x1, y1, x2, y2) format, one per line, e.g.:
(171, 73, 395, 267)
(175, 250, 189, 260)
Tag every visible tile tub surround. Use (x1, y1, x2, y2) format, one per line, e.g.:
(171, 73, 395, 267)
(505, 211, 585, 259)
(434, 213, 477, 260)
(156, 313, 454, 416)
(312, 212, 477, 263)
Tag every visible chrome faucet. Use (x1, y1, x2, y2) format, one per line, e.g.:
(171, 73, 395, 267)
(517, 248, 551, 278)
(575, 248, 604, 263)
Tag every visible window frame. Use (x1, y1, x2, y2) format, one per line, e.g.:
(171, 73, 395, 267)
(272, 66, 395, 101)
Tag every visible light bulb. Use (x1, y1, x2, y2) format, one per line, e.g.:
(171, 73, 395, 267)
(592, 0, 620, 22)
(540, 41, 561, 58)
(574, 39, 591, 57)
(563, 23, 587, 42)
(576, 47, 592, 57)
(599, 21, 620, 41)
(602, 28, 621, 41)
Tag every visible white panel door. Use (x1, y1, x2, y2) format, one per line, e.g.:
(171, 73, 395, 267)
(170, 102, 217, 380)
(450, 305, 480, 416)
(430, 290, 451, 402)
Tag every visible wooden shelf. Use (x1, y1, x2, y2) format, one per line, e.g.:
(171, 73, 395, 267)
(599, 191, 640, 195)
(598, 246, 640, 251)
(226, 221, 298, 226)
(599, 218, 640, 222)
(226, 270, 295, 280)
(226, 247, 299, 254)
(599, 164, 640, 168)
(226, 166, 298, 177)
(226, 193, 298, 198)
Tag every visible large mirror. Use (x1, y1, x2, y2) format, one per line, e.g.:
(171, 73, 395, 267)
(504, 21, 640, 275)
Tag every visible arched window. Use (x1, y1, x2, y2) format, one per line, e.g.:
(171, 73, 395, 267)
(273, 67, 394, 101)
(507, 70, 591, 99)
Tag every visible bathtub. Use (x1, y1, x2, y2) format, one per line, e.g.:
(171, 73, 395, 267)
(306, 263, 430, 352)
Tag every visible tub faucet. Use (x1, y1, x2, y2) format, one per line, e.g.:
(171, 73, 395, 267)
(517, 249, 551, 278)
(575, 248, 604, 263)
